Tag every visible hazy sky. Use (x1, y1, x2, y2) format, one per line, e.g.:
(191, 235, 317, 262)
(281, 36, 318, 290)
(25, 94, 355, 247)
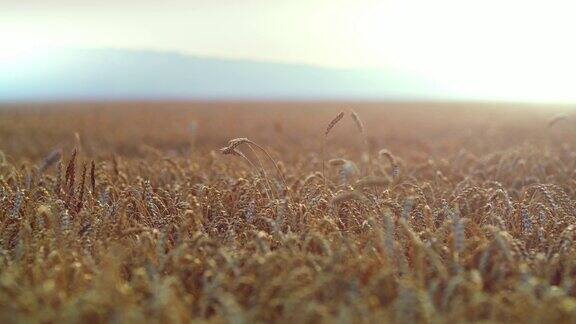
(2, 0, 576, 102)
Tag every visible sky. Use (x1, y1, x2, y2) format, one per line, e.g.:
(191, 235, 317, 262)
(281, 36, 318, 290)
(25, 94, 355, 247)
(1, 0, 576, 102)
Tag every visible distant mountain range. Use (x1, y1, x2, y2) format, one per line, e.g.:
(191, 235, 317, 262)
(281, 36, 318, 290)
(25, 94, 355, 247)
(0, 49, 444, 101)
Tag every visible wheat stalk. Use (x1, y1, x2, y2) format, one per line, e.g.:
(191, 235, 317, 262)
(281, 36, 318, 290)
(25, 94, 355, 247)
(322, 111, 345, 183)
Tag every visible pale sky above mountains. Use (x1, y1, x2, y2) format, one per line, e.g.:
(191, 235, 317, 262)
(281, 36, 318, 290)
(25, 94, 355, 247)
(2, 0, 576, 102)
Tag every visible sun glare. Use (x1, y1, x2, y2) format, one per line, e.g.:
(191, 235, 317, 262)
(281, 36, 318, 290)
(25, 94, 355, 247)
(350, 0, 576, 102)
(0, 29, 56, 69)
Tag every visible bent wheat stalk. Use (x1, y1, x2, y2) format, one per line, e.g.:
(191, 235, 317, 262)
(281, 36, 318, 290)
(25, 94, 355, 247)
(221, 139, 274, 200)
(221, 138, 289, 200)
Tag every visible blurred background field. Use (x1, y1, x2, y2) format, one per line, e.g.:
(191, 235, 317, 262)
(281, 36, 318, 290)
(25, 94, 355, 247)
(1, 101, 570, 161)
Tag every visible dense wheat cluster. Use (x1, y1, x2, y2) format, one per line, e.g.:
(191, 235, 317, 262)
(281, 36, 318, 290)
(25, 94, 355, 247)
(1, 102, 576, 323)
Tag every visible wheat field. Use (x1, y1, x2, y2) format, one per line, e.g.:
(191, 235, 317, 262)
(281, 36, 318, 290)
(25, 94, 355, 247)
(1, 102, 575, 323)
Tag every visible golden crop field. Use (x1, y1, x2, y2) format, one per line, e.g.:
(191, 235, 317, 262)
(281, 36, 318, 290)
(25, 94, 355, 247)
(1, 102, 576, 323)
